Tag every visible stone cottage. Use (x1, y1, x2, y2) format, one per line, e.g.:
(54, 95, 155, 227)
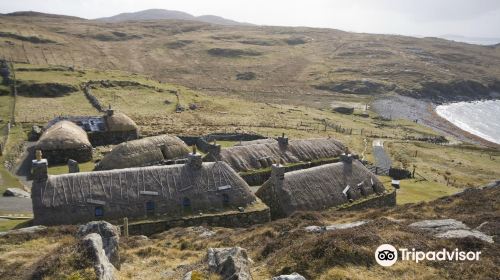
(35, 120, 93, 165)
(256, 154, 387, 218)
(31, 152, 262, 225)
(94, 134, 190, 170)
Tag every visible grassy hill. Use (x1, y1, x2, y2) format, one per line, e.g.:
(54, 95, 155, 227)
(0, 13, 499, 109)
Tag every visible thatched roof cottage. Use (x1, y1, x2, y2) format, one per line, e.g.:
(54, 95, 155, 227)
(256, 155, 386, 218)
(95, 135, 190, 170)
(206, 137, 346, 172)
(31, 153, 261, 225)
(46, 109, 139, 146)
(35, 120, 93, 164)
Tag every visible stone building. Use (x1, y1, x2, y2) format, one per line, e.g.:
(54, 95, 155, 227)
(256, 154, 386, 218)
(205, 136, 346, 172)
(35, 120, 93, 164)
(95, 134, 190, 170)
(31, 153, 262, 225)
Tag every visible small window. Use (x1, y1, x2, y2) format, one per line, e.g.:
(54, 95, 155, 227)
(146, 201, 155, 211)
(222, 193, 230, 205)
(95, 206, 104, 217)
(182, 197, 191, 207)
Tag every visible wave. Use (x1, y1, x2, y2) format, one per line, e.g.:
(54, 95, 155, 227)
(436, 100, 500, 145)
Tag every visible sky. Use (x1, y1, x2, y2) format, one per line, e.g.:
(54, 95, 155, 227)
(2, 0, 500, 43)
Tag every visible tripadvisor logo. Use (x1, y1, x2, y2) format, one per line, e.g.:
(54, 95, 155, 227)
(375, 244, 482, 267)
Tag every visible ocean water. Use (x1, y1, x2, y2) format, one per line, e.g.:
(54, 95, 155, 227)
(436, 100, 500, 144)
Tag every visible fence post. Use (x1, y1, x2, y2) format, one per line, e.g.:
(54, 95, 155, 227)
(123, 217, 129, 237)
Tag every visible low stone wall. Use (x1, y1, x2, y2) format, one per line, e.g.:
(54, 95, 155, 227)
(88, 130, 139, 146)
(42, 147, 92, 165)
(339, 190, 396, 211)
(241, 158, 340, 186)
(179, 133, 266, 153)
(124, 207, 271, 236)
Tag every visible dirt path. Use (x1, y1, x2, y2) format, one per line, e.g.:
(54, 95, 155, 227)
(372, 139, 392, 171)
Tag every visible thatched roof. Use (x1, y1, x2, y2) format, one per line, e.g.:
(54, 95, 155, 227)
(234, 138, 276, 146)
(105, 112, 138, 132)
(36, 120, 91, 150)
(33, 161, 257, 209)
(216, 138, 346, 172)
(96, 134, 190, 170)
(256, 160, 386, 218)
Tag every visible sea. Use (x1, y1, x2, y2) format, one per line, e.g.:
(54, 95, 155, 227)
(436, 100, 500, 145)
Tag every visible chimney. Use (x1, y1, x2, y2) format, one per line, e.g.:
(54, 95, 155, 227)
(340, 153, 353, 164)
(187, 145, 202, 169)
(106, 104, 114, 116)
(67, 159, 80, 173)
(32, 150, 48, 182)
(277, 132, 289, 147)
(208, 143, 221, 161)
(271, 163, 285, 189)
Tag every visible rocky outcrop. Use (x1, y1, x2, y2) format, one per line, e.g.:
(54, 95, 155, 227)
(3, 187, 30, 198)
(77, 221, 121, 268)
(208, 247, 253, 280)
(272, 272, 307, 280)
(409, 219, 494, 243)
(0, 225, 46, 236)
(81, 233, 116, 280)
(304, 221, 369, 233)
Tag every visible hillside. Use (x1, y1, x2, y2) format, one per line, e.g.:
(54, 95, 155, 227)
(96, 9, 250, 26)
(0, 12, 499, 109)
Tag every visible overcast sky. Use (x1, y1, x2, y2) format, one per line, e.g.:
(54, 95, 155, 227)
(2, 0, 500, 41)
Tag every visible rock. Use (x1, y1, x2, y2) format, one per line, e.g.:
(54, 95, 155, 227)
(272, 272, 307, 280)
(28, 125, 42, 141)
(81, 233, 116, 280)
(182, 271, 192, 280)
(0, 225, 47, 237)
(189, 103, 198, 110)
(236, 72, 256, 80)
(208, 247, 253, 280)
(3, 187, 30, 198)
(78, 221, 120, 268)
(193, 226, 216, 238)
(409, 219, 468, 233)
(410, 219, 494, 243)
(305, 221, 368, 233)
(481, 180, 500, 189)
(435, 229, 494, 243)
(67, 159, 80, 173)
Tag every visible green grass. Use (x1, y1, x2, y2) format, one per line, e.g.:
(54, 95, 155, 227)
(0, 218, 30, 232)
(0, 125, 26, 192)
(47, 161, 95, 175)
(216, 140, 237, 148)
(395, 179, 459, 205)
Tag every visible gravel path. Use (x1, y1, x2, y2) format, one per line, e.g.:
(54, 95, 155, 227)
(372, 139, 391, 170)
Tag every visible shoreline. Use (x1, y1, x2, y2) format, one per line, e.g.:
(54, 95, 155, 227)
(371, 95, 500, 149)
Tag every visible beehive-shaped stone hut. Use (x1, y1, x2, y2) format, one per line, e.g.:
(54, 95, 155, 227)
(31, 157, 260, 225)
(95, 134, 190, 170)
(206, 137, 346, 172)
(35, 120, 92, 164)
(256, 156, 386, 219)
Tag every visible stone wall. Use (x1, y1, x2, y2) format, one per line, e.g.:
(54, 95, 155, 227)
(88, 130, 139, 146)
(42, 146, 92, 165)
(179, 133, 266, 153)
(124, 207, 271, 236)
(339, 190, 396, 211)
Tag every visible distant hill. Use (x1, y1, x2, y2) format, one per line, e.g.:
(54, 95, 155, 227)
(5, 11, 82, 20)
(96, 9, 251, 26)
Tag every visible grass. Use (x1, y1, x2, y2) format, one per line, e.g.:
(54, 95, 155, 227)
(396, 179, 459, 204)
(47, 161, 95, 175)
(0, 124, 26, 192)
(0, 218, 28, 231)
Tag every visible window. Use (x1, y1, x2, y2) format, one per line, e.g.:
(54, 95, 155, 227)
(222, 193, 230, 206)
(146, 201, 155, 211)
(182, 197, 191, 207)
(95, 206, 104, 217)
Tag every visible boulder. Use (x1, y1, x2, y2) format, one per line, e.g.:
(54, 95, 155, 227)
(272, 272, 307, 280)
(305, 221, 368, 233)
(0, 225, 46, 236)
(409, 219, 494, 243)
(78, 221, 120, 268)
(208, 247, 253, 280)
(81, 233, 116, 280)
(3, 187, 30, 198)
